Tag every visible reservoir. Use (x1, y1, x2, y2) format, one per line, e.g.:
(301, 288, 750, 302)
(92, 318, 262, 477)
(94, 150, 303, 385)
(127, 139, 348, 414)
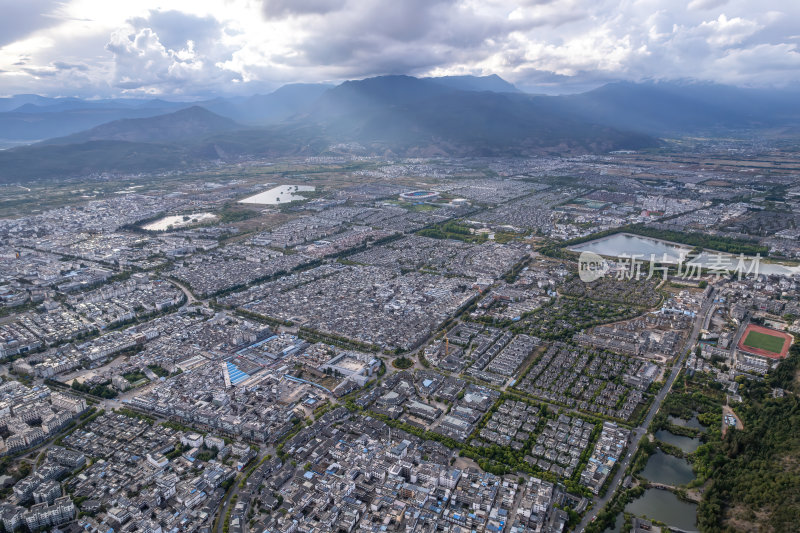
(568, 233, 800, 276)
(641, 449, 695, 486)
(239, 185, 315, 205)
(569, 233, 690, 263)
(142, 213, 216, 231)
(625, 488, 698, 532)
(655, 429, 702, 453)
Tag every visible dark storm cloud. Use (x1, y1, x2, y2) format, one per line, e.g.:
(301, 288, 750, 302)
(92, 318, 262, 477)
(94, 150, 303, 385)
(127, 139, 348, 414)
(0, 0, 63, 47)
(273, 0, 536, 78)
(52, 61, 89, 71)
(262, 0, 348, 19)
(18, 61, 89, 78)
(688, 0, 730, 10)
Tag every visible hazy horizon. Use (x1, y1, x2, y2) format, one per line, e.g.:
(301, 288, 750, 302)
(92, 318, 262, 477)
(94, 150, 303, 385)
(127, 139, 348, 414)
(8, 75, 796, 102)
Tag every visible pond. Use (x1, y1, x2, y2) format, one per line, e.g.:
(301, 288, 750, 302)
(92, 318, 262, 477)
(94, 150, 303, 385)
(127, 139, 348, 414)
(568, 233, 799, 277)
(625, 488, 698, 532)
(655, 429, 702, 453)
(641, 449, 695, 486)
(668, 414, 705, 431)
(142, 212, 217, 231)
(238, 185, 315, 205)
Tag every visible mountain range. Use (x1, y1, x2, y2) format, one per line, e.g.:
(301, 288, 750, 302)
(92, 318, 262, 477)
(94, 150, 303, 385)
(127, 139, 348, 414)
(41, 106, 240, 145)
(1, 75, 798, 181)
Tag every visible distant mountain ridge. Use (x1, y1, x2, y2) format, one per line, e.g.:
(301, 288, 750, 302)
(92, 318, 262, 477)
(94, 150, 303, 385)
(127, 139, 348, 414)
(555, 81, 800, 135)
(41, 106, 240, 145)
(301, 75, 653, 155)
(199, 83, 333, 125)
(424, 74, 520, 93)
(0, 105, 186, 145)
(0, 75, 520, 143)
(0, 84, 333, 143)
(2, 75, 799, 182)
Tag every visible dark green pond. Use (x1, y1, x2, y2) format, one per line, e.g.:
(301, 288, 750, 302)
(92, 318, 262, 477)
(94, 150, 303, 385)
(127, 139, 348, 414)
(625, 488, 698, 532)
(668, 415, 705, 431)
(641, 449, 695, 486)
(655, 429, 702, 453)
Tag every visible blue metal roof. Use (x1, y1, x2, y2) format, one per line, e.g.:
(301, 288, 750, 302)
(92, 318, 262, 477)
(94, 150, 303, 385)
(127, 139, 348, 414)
(226, 361, 250, 385)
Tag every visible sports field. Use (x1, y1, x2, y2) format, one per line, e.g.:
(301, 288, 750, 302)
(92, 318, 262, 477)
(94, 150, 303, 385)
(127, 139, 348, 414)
(738, 324, 792, 359)
(743, 331, 786, 354)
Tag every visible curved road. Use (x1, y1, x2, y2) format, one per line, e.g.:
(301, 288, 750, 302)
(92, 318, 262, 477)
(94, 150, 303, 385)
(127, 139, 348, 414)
(165, 277, 198, 306)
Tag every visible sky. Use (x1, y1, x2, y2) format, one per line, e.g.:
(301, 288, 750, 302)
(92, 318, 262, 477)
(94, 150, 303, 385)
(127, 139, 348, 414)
(0, 0, 799, 98)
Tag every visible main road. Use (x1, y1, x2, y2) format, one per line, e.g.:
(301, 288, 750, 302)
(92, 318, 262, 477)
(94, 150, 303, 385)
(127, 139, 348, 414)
(214, 446, 274, 533)
(164, 277, 198, 306)
(574, 286, 716, 532)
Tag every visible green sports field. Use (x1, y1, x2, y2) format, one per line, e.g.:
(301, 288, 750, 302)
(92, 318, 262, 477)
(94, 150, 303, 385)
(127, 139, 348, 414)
(742, 331, 786, 354)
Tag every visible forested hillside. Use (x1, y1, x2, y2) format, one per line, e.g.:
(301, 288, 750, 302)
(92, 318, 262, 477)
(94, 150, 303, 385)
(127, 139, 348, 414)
(696, 345, 800, 532)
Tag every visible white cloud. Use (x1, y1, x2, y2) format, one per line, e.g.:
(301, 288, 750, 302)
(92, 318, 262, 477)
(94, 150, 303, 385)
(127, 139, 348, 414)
(104, 11, 243, 95)
(713, 42, 800, 83)
(697, 14, 761, 47)
(0, 0, 799, 96)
